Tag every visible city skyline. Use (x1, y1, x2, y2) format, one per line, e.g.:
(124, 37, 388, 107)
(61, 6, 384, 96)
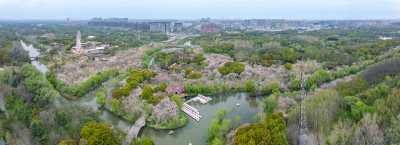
(0, 0, 399, 20)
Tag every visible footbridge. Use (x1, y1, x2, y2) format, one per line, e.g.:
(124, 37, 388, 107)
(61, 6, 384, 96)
(122, 113, 146, 145)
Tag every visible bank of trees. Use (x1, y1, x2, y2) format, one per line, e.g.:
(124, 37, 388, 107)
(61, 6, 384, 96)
(184, 82, 231, 96)
(234, 112, 289, 145)
(48, 68, 119, 98)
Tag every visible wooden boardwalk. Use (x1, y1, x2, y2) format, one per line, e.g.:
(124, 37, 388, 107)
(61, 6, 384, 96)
(122, 113, 146, 145)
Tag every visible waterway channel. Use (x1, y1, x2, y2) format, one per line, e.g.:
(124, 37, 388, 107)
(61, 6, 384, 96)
(21, 41, 266, 145)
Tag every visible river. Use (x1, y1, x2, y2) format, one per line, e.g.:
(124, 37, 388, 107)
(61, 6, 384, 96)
(21, 41, 265, 145)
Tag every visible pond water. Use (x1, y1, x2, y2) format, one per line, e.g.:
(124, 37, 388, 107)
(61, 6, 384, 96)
(21, 41, 266, 145)
(141, 93, 264, 145)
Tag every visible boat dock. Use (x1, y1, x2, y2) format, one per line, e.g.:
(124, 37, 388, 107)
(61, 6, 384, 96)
(181, 94, 212, 121)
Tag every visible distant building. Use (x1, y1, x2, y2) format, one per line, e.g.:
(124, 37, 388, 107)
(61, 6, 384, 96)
(88, 17, 150, 31)
(150, 22, 171, 33)
(174, 23, 183, 32)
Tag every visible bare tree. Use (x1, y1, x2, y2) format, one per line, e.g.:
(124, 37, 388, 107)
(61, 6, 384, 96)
(353, 113, 384, 145)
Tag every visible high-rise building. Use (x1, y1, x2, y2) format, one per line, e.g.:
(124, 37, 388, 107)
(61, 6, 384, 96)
(174, 23, 183, 32)
(150, 22, 171, 33)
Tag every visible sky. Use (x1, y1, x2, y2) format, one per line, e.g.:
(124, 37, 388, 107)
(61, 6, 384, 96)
(0, 0, 399, 20)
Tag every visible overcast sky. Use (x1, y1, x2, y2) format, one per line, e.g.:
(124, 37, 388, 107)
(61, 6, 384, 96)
(0, 0, 399, 20)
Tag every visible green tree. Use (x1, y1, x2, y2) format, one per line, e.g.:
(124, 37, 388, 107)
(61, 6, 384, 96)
(111, 99, 120, 111)
(245, 80, 258, 96)
(55, 111, 68, 127)
(80, 122, 118, 145)
(30, 120, 46, 142)
(96, 92, 106, 105)
(236, 116, 241, 126)
(285, 62, 292, 70)
(187, 72, 202, 79)
(170, 94, 183, 108)
(142, 85, 153, 100)
(262, 82, 280, 95)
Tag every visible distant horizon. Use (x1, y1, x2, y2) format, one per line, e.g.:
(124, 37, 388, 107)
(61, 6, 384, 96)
(0, 0, 399, 20)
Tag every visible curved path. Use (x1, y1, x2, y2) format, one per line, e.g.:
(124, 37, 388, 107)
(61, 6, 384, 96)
(122, 113, 146, 145)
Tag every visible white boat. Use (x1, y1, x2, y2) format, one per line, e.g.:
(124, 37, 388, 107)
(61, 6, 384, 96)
(236, 103, 240, 107)
(169, 130, 174, 135)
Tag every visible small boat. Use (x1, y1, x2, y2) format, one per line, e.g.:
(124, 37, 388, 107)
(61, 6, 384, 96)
(236, 103, 240, 107)
(169, 130, 174, 135)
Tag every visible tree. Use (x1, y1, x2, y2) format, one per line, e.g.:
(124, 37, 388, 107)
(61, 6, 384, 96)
(58, 137, 75, 145)
(45, 71, 58, 88)
(170, 94, 183, 108)
(111, 99, 120, 111)
(387, 113, 400, 144)
(353, 113, 384, 145)
(245, 80, 258, 96)
(233, 113, 288, 145)
(262, 82, 280, 95)
(30, 120, 46, 142)
(80, 122, 118, 145)
(35, 87, 58, 107)
(111, 89, 122, 99)
(185, 67, 194, 75)
(55, 111, 68, 127)
(142, 85, 153, 100)
(216, 108, 227, 121)
(96, 92, 106, 105)
(236, 116, 241, 126)
(187, 72, 202, 79)
(285, 62, 292, 70)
